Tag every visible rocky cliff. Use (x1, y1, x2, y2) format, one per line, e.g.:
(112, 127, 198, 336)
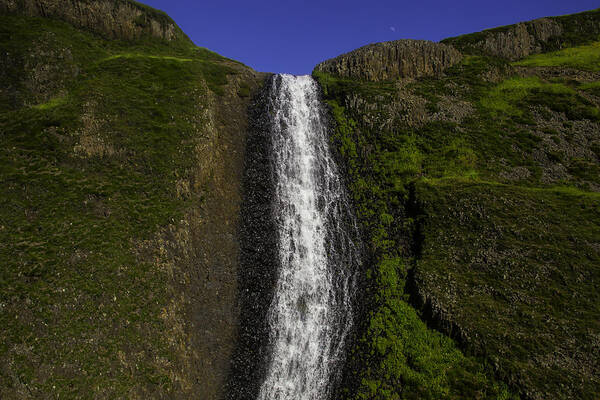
(443, 9, 600, 59)
(0, 0, 187, 41)
(443, 18, 563, 60)
(317, 9, 600, 84)
(314, 39, 462, 81)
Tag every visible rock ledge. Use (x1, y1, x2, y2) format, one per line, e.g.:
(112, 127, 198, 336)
(314, 39, 462, 82)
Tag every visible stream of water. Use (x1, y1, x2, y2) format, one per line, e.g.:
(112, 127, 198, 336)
(257, 74, 359, 400)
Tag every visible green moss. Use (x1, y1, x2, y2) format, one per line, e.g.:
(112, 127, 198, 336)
(480, 77, 574, 116)
(579, 80, 600, 97)
(567, 158, 600, 181)
(237, 82, 251, 98)
(513, 42, 600, 71)
(103, 53, 193, 62)
(580, 80, 600, 90)
(32, 95, 68, 110)
(478, 75, 599, 127)
(349, 257, 516, 400)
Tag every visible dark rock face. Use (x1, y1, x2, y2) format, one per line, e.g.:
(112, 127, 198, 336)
(314, 39, 462, 82)
(0, 0, 185, 41)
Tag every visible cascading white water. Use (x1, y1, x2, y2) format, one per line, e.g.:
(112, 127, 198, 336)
(257, 74, 359, 400)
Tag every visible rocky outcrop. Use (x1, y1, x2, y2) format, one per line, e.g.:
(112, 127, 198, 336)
(0, 0, 187, 41)
(442, 18, 563, 60)
(443, 9, 600, 61)
(314, 39, 462, 82)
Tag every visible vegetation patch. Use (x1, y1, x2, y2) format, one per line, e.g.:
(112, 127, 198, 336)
(103, 53, 193, 62)
(480, 77, 574, 116)
(317, 76, 518, 399)
(513, 41, 600, 71)
(443, 8, 600, 56)
(32, 95, 68, 110)
(413, 180, 600, 399)
(551, 8, 600, 49)
(579, 80, 600, 96)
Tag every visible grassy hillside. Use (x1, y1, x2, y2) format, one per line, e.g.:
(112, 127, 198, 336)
(315, 10, 600, 400)
(0, 9, 260, 399)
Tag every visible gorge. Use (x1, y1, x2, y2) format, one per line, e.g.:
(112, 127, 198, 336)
(1, 2, 599, 400)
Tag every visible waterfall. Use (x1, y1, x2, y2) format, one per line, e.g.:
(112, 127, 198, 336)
(257, 74, 360, 400)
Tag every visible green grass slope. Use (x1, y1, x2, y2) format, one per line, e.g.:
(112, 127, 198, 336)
(0, 11, 260, 399)
(413, 181, 599, 399)
(315, 10, 600, 400)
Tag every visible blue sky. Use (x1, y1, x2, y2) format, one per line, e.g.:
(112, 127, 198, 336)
(140, 0, 598, 75)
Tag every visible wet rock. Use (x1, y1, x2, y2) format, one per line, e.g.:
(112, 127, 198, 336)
(227, 75, 280, 400)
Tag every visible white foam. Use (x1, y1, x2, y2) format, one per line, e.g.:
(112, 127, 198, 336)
(257, 74, 359, 400)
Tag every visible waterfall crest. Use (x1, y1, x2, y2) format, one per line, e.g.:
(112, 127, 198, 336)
(257, 74, 359, 400)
